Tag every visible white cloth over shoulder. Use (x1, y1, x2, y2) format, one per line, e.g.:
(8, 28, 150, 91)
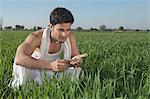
(10, 27, 81, 88)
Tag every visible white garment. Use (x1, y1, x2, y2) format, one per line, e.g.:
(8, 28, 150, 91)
(10, 27, 81, 88)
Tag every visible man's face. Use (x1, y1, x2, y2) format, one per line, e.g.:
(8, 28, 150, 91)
(51, 23, 72, 43)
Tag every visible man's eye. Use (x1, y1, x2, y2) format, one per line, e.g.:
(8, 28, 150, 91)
(67, 29, 71, 31)
(58, 29, 64, 32)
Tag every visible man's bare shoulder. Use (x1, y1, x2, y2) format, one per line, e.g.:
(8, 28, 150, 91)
(30, 29, 44, 39)
(24, 29, 44, 47)
(68, 32, 75, 39)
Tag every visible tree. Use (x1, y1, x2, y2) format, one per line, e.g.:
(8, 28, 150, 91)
(33, 26, 42, 31)
(4, 26, 12, 30)
(0, 24, 2, 30)
(0, 17, 3, 30)
(34, 26, 36, 31)
(76, 27, 83, 32)
(99, 25, 106, 31)
(15, 25, 25, 30)
(135, 29, 139, 32)
(90, 28, 98, 31)
(119, 26, 124, 31)
(37, 26, 42, 30)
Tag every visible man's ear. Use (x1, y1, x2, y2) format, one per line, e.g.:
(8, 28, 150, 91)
(49, 23, 54, 30)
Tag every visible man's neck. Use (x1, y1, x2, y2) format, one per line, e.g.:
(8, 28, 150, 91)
(50, 31, 60, 44)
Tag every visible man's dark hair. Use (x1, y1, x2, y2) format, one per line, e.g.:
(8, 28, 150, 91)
(50, 7, 74, 25)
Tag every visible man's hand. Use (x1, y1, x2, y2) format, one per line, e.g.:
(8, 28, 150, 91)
(49, 53, 88, 71)
(70, 53, 88, 68)
(49, 59, 70, 72)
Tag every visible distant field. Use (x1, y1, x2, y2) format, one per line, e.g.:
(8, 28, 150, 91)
(0, 30, 150, 98)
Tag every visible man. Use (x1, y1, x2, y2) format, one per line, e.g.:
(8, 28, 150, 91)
(11, 7, 83, 87)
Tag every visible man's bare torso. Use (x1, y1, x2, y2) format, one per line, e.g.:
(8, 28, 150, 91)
(34, 29, 62, 54)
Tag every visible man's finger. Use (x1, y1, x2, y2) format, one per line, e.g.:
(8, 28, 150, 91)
(64, 60, 71, 64)
(58, 62, 68, 69)
(58, 59, 71, 63)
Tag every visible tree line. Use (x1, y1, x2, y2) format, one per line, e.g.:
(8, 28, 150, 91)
(76, 25, 150, 32)
(2, 25, 43, 31)
(1, 24, 150, 32)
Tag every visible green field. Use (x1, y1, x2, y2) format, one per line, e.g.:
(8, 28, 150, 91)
(0, 30, 150, 98)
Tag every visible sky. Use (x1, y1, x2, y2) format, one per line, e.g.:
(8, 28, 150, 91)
(1, 0, 150, 30)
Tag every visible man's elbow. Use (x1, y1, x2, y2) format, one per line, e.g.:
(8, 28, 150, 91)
(15, 54, 25, 65)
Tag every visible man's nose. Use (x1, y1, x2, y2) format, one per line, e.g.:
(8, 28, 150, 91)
(62, 32, 67, 37)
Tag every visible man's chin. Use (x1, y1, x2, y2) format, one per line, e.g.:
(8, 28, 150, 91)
(58, 39, 66, 43)
(56, 41, 63, 43)
(56, 40, 64, 43)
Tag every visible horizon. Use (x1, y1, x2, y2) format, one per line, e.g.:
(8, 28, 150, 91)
(1, 0, 150, 30)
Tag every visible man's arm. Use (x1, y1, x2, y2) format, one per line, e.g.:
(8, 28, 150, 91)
(15, 30, 50, 70)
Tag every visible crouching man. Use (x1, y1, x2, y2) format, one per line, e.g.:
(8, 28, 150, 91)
(10, 7, 83, 87)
